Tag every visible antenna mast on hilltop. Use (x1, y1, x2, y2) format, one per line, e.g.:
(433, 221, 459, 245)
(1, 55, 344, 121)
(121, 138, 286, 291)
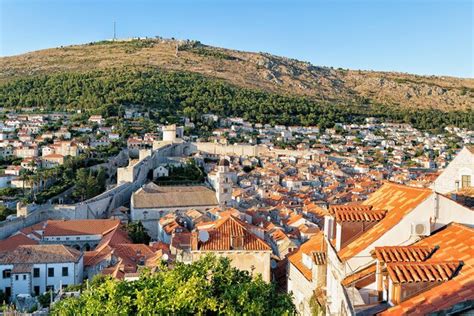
(113, 21, 117, 41)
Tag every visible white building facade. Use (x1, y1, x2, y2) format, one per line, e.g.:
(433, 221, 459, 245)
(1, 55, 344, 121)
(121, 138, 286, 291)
(0, 245, 83, 300)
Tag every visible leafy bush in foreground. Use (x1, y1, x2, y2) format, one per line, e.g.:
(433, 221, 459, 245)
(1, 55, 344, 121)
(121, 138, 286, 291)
(51, 255, 295, 315)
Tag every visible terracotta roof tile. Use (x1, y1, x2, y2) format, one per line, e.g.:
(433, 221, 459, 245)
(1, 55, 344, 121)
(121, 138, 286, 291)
(95, 226, 132, 252)
(0, 234, 38, 252)
(84, 246, 113, 266)
(374, 246, 436, 263)
(381, 223, 474, 315)
(198, 216, 271, 251)
(329, 204, 372, 213)
(338, 183, 432, 260)
(113, 243, 158, 268)
(304, 203, 330, 217)
(288, 232, 325, 281)
(286, 213, 303, 226)
(44, 219, 120, 237)
(335, 209, 387, 222)
(386, 261, 462, 284)
(171, 232, 191, 250)
(342, 263, 377, 287)
(0, 245, 82, 264)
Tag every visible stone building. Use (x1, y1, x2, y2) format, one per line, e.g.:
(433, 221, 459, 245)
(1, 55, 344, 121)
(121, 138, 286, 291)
(131, 183, 219, 221)
(433, 145, 473, 194)
(0, 245, 83, 299)
(187, 215, 272, 282)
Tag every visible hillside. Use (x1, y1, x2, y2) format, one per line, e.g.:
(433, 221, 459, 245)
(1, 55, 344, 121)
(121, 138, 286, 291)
(1, 38, 473, 112)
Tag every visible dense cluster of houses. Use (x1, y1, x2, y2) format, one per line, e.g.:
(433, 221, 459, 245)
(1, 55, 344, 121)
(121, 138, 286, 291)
(0, 113, 115, 192)
(1, 144, 471, 314)
(0, 109, 472, 314)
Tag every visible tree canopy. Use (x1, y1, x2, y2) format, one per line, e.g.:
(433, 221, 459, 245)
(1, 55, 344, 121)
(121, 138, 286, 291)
(51, 255, 295, 315)
(1, 67, 471, 131)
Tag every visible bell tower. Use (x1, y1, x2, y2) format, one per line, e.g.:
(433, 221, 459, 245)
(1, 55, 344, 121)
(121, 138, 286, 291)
(216, 158, 232, 206)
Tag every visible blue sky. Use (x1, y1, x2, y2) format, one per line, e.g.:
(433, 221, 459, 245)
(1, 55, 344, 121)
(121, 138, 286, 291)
(1, 0, 472, 77)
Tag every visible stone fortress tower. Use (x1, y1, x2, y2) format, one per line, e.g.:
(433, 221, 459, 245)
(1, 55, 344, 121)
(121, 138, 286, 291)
(162, 124, 177, 142)
(215, 158, 233, 206)
(162, 124, 184, 142)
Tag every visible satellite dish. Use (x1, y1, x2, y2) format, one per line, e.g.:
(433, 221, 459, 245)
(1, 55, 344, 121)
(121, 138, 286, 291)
(162, 253, 169, 262)
(198, 230, 209, 243)
(271, 259, 277, 269)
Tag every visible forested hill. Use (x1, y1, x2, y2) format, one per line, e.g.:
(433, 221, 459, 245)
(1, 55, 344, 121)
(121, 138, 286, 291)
(0, 38, 473, 129)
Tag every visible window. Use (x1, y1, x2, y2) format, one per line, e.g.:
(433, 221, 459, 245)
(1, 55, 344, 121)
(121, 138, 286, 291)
(15, 275, 18, 281)
(33, 268, 40, 278)
(462, 175, 471, 188)
(62, 267, 68, 277)
(48, 267, 54, 277)
(23, 275, 26, 280)
(46, 285, 54, 292)
(230, 235, 244, 250)
(34, 286, 40, 296)
(2, 269, 11, 279)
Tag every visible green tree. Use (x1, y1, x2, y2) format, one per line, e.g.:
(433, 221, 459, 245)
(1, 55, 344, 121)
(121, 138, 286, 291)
(0, 206, 15, 221)
(37, 290, 53, 308)
(74, 169, 89, 201)
(96, 168, 107, 194)
(51, 255, 295, 315)
(126, 222, 151, 244)
(183, 106, 198, 121)
(1, 68, 471, 131)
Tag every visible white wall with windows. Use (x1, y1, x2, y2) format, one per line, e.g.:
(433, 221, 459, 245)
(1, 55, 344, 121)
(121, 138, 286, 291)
(0, 258, 83, 299)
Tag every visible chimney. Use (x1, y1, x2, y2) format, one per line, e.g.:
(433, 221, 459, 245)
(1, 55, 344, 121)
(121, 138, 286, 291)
(191, 231, 198, 251)
(323, 216, 334, 240)
(335, 223, 342, 251)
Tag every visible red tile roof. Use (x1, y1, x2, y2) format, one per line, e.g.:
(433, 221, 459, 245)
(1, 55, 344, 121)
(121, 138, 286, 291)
(286, 213, 303, 226)
(198, 216, 271, 251)
(342, 263, 377, 287)
(330, 204, 373, 213)
(84, 246, 113, 267)
(288, 232, 325, 281)
(373, 246, 436, 263)
(386, 261, 462, 284)
(0, 245, 82, 264)
(381, 223, 474, 315)
(0, 234, 38, 252)
(335, 209, 387, 222)
(20, 221, 46, 236)
(304, 203, 329, 217)
(338, 183, 432, 261)
(112, 243, 158, 268)
(95, 226, 131, 252)
(43, 219, 120, 236)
